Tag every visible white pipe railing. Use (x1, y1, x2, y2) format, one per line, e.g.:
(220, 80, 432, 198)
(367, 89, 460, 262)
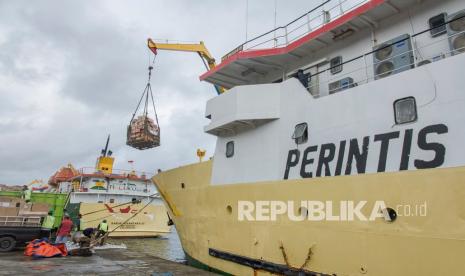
(306, 29, 465, 96)
(236, 0, 368, 53)
(77, 167, 153, 179)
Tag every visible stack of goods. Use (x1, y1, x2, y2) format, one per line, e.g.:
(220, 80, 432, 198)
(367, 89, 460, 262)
(0, 196, 49, 224)
(19, 202, 49, 217)
(0, 196, 22, 217)
(67, 237, 93, 256)
(126, 115, 160, 150)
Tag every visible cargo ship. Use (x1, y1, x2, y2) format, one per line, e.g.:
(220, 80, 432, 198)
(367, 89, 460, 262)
(51, 136, 171, 237)
(153, 0, 465, 275)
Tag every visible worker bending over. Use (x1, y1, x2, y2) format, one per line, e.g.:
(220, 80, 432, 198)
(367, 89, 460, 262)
(81, 227, 96, 238)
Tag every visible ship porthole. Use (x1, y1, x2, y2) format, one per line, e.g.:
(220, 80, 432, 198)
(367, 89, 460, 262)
(226, 205, 232, 214)
(181, 183, 185, 189)
(298, 207, 308, 218)
(384, 207, 397, 222)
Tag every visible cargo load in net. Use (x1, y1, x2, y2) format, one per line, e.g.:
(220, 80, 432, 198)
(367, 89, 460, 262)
(127, 66, 160, 150)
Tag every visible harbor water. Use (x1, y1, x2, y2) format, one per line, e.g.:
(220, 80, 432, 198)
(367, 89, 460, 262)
(0, 229, 213, 276)
(110, 227, 185, 263)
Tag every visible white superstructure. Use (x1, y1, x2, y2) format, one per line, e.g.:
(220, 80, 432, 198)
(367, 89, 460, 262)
(201, 0, 465, 185)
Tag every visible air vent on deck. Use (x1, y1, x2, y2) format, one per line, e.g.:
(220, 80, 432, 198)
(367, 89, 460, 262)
(328, 77, 355, 94)
(373, 34, 414, 80)
(447, 10, 465, 55)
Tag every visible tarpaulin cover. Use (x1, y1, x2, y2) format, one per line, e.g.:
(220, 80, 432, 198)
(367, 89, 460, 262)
(24, 238, 68, 258)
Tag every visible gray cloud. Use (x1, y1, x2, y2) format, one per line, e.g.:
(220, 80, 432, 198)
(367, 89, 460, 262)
(0, 0, 317, 185)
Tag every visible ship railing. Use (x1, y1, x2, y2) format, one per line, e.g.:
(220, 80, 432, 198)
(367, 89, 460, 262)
(73, 183, 156, 194)
(77, 167, 154, 179)
(223, 0, 368, 60)
(73, 188, 155, 195)
(304, 26, 465, 97)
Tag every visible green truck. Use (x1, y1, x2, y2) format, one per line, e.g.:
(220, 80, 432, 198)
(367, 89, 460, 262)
(0, 192, 68, 252)
(0, 191, 68, 229)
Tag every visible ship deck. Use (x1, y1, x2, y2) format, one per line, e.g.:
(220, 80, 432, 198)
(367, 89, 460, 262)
(200, 0, 419, 88)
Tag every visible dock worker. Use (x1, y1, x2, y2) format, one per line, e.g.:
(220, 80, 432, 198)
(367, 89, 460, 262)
(95, 219, 109, 246)
(82, 227, 96, 238)
(41, 211, 55, 239)
(295, 69, 310, 88)
(76, 213, 83, 231)
(21, 185, 32, 203)
(55, 215, 73, 244)
(63, 208, 70, 217)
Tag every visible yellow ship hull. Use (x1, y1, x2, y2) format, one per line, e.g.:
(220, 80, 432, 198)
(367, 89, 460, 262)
(153, 160, 465, 275)
(79, 202, 171, 238)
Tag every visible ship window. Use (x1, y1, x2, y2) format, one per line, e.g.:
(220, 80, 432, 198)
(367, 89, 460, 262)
(394, 97, 417, 124)
(226, 141, 234, 158)
(292, 123, 308, 144)
(429, 13, 447, 37)
(330, 56, 343, 74)
(109, 198, 115, 203)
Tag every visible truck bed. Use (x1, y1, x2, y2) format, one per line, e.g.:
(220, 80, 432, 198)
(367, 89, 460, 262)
(0, 216, 48, 252)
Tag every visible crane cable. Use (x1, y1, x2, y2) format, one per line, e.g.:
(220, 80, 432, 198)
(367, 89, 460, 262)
(83, 213, 114, 223)
(198, 52, 210, 71)
(129, 55, 159, 126)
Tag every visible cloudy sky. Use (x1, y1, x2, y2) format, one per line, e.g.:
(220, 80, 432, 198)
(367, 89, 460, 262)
(0, 0, 322, 185)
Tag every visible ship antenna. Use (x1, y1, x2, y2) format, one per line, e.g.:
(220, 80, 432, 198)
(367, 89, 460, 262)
(273, 0, 277, 46)
(102, 134, 110, 157)
(245, 0, 249, 41)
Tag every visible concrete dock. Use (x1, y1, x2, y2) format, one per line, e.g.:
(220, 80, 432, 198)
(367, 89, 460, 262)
(0, 249, 215, 276)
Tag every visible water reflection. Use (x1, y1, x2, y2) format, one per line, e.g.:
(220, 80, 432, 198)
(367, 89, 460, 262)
(109, 227, 185, 263)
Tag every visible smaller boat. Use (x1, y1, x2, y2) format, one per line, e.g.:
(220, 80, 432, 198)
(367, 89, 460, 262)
(51, 136, 171, 237)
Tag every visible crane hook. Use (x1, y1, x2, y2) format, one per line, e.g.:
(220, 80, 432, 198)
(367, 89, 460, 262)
(148, 65, 154, 82)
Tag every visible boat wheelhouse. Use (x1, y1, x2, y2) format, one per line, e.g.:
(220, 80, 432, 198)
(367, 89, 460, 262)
(59, 168, 158, 204)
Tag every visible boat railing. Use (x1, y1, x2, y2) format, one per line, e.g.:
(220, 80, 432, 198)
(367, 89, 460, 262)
(73, 188, 155, 195)
(222, 0, 368, 60)
(77, 167, 153, 179)
(304, 24, 465, 97)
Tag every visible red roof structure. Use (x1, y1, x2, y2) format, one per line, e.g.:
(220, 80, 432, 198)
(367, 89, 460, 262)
(48, 164, 79, 186)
